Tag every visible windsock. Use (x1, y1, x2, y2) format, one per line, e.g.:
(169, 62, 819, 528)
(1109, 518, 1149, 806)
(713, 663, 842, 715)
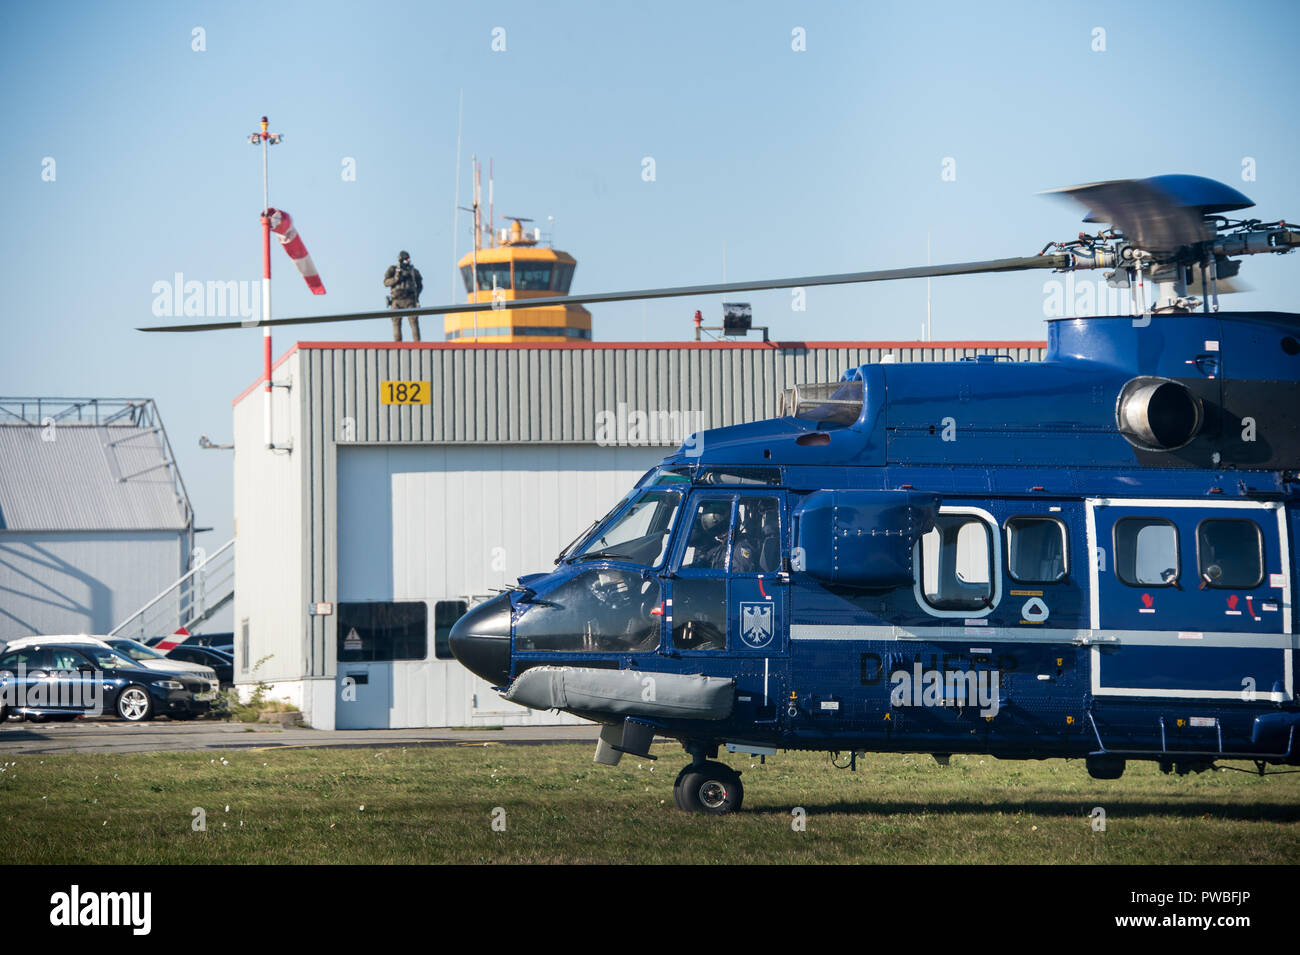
(266, 208, 325, 295)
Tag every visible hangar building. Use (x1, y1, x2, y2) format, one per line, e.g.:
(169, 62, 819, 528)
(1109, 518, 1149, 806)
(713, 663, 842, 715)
(232, 339, 1045, 730)
(0, 398, 195, 641)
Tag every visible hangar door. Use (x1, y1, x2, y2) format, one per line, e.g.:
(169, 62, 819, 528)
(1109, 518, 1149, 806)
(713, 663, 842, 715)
(336, 443, 666, 728)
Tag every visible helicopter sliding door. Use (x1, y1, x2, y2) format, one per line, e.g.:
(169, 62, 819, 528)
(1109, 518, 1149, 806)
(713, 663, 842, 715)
(1087, 498, 1292, 702)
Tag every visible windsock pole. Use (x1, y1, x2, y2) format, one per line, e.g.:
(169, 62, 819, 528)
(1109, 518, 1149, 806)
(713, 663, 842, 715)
(249, 115, 282, 449)
(248, 116, 324, 447)
(261, 119, 272, 449)
(262, 211, 273, 448)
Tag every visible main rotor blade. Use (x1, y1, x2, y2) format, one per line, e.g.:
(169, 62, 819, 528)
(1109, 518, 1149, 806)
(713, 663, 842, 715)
(137, 253, 1071, 332)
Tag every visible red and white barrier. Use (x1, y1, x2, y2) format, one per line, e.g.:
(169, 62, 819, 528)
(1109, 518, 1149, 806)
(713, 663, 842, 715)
(267, 208, 325, 295)
(155, 626, 190, 652)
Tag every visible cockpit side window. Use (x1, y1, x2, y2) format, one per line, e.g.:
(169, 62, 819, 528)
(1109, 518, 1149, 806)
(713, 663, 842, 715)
(571, 489, 682, 567)
(681, 498, 736, 570)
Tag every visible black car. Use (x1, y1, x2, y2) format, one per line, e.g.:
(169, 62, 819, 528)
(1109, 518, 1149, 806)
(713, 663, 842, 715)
(165, 644, 234, 688)
(0, 643, 217, 723)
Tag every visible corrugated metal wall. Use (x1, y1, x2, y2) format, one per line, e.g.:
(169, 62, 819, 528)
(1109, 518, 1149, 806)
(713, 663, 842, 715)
(294, 343, 1045, 444)
(0, 532, 185, 639)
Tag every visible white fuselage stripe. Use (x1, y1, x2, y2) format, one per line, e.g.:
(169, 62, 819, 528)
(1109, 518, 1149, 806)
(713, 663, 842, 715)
(788, 623, 1295, 650)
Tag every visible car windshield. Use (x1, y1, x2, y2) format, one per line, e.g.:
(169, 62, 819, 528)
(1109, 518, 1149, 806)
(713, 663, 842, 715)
(82, 646, 142, 670)
(109, 639, 165, 662)
(570, 488, 683, 567)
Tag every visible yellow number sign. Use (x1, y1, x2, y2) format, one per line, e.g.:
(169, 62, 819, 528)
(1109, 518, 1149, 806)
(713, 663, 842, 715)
(380, 381, 430, 405)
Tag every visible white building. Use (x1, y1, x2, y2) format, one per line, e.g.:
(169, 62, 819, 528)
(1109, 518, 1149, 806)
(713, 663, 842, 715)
(0, 398, 194, 642)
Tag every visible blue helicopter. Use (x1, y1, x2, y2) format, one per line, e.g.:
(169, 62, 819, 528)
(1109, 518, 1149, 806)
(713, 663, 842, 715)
(145, 174, 1300, 814)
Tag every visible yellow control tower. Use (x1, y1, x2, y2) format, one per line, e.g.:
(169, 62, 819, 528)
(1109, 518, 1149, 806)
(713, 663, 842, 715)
(445, 162, 591, 342)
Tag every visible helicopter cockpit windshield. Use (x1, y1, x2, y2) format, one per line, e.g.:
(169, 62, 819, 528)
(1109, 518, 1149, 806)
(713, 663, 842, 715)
(569, 486, 683, 567)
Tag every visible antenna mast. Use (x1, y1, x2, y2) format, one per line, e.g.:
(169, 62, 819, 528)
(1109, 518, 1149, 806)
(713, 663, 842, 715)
(451, 89, 463, 302)
(926, 232, 932, 342)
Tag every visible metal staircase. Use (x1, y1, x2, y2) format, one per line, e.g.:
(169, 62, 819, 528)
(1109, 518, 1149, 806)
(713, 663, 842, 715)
(111, 538, 234, 640)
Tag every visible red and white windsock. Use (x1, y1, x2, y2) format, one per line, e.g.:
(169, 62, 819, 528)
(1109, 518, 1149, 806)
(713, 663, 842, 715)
(267, 208, 325, 295)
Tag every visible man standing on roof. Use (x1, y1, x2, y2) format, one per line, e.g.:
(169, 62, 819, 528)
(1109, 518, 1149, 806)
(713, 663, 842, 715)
(383, 250, 423, 342)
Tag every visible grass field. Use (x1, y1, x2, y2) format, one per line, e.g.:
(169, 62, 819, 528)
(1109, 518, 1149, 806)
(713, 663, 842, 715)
(1, 743, 1297, 864)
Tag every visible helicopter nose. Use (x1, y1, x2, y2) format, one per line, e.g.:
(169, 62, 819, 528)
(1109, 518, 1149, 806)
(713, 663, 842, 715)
(448, 592, 513, 685)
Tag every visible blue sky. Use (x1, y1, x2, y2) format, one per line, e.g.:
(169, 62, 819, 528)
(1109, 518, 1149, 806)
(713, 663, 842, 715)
(2, 0, 1298, 545)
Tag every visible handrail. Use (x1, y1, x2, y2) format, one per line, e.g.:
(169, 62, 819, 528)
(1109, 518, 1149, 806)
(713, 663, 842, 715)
(110, 538, 235, 638)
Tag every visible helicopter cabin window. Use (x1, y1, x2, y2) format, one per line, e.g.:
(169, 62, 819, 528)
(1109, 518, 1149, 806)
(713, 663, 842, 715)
(570, 488, 682, 567)
(433, 600, 469, 660)
(515, 262, 553, 291)
(1114, 518, 1179, 587)
(514, 569, 662, 653)
(337, 602, 428, 662)
(918, 513, 994, 612)
(475, 262, 512, 291)
(553, 262, 575, 294)
(1196, 519, 1263, 589)
(1006, 516, 1067, 583)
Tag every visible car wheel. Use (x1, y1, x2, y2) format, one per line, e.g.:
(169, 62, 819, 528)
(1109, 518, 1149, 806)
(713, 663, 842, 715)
(116, 685, 153, 722)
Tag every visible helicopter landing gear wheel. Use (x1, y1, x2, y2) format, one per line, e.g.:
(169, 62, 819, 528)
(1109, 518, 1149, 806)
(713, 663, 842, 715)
(673, 760, 743, 814)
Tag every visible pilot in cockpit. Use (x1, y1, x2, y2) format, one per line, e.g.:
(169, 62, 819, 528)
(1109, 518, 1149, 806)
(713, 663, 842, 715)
(731, 501, 780, 573)
(685, 502, 732, 569)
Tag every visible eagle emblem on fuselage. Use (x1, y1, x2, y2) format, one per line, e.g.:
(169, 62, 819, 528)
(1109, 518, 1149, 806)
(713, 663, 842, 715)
(739, 601, 774, 649)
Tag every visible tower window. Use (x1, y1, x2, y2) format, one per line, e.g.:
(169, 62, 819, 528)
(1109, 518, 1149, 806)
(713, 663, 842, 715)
(554, 263, 575, 294)
(515, 263, 553, 290)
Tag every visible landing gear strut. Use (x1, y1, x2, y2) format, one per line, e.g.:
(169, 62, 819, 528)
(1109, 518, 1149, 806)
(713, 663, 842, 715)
(673, 760, 744, 814)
